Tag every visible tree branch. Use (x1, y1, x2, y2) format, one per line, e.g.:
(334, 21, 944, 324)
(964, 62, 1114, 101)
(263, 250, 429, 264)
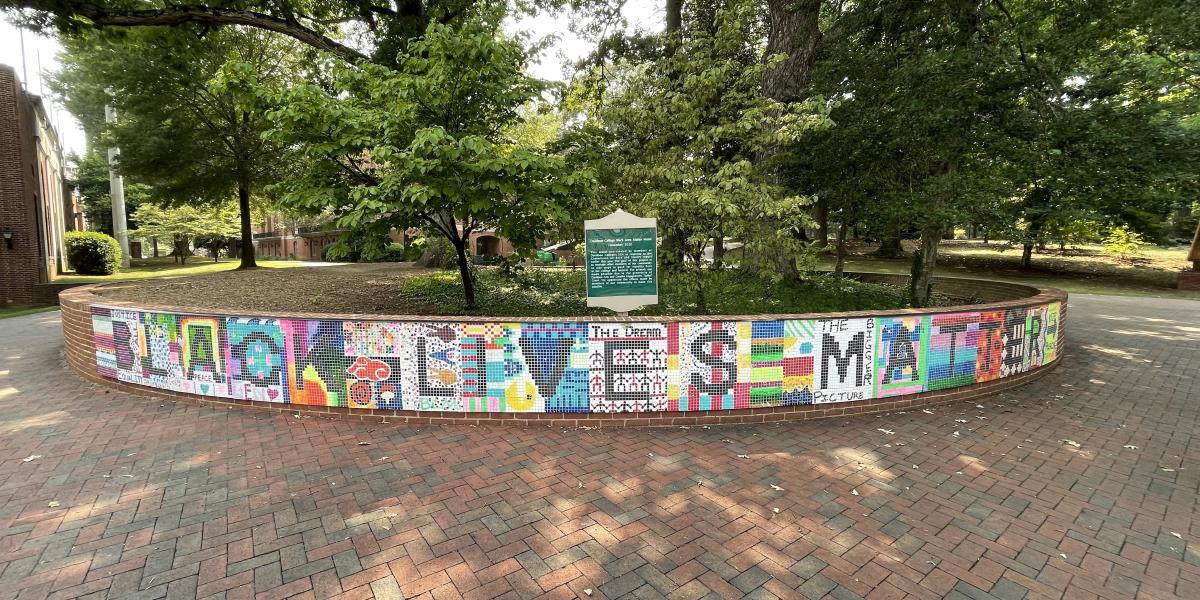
(52, 3, 370, 64)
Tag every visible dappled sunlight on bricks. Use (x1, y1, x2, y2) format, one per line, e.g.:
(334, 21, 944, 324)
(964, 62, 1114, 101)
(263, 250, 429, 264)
(0, 294, 1195, 598)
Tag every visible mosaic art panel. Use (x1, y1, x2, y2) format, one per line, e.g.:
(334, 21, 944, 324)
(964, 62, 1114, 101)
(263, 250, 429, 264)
(814, 318, 874, 403)
(926, 312, 980, 391)
(282, 320, 346, 407)
(588, 323, 670, 412)
(226, 318, 286, 403)
(1000, 307, 1029, 377)
(975, 310, 1006, 383)
(781, 320, 817, 406)
(91, 301, 1063, 414)
(875, 316, 926, 398)
(1043, 303, 1060, 364)
(677, 321, 750, 411)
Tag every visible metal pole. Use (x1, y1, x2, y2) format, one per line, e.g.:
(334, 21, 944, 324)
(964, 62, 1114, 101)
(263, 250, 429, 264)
(104, 88, 131, 268)
(19, 28, 28, 85)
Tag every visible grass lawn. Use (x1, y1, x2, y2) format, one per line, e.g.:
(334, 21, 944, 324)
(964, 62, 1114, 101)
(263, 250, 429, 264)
(0, 306, 59, 320)
(56, 256, 310, 284)
(820, 240, 1200, 300)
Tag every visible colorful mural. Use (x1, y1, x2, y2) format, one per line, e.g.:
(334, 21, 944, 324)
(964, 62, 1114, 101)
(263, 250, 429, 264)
(89, 301, 1063, 413)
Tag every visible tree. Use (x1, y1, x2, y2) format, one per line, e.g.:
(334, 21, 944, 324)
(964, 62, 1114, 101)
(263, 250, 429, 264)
(67, 150, 148, 236)
(53, 26, 299, 269)
(2, 0, 478, 66)
(132, 203, 240, 263)
(987, 0, 1200, 268)
(265, 15, 592, 308)
(559, 0, 829, 310)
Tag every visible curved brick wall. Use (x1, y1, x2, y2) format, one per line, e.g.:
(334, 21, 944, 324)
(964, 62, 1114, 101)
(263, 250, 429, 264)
(59, 276, 1066, 427)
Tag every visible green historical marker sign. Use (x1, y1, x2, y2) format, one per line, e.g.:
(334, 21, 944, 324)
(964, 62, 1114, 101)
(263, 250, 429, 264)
(585, 210, 658, 312)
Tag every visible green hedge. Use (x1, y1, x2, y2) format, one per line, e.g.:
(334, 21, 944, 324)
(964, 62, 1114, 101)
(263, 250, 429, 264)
(65, 231, 122, 275)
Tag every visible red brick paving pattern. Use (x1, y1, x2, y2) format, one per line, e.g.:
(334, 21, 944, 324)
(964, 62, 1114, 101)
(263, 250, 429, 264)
(0, 294, 1197, 599)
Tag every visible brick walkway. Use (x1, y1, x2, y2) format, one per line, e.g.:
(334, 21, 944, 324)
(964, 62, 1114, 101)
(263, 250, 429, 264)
(0, 294, 1197, 600)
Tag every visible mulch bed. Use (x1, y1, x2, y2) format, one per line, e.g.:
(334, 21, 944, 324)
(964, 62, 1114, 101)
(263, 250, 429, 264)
(93, 263, 439, 314)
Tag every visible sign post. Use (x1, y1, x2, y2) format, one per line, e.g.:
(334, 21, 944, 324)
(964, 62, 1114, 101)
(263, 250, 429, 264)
(585, 209, 658, 313)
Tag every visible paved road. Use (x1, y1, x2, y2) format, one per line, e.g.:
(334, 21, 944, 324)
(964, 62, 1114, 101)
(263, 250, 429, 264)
(0, 295, 1197, 600)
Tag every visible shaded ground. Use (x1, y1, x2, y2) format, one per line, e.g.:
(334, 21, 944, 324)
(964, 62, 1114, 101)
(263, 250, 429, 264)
(56, 257, 312, 285)
(821, 240, 1199, 300)
(91, 265, 936, 317)
(1, 294, 1198, 599)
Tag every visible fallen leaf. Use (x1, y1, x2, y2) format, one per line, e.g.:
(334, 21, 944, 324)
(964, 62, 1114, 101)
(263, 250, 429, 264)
(922, 409, 934, 414)
(956, 419, 968, 423)
(47, 501, 60, 508)
(851, 488, 859, 496)
(584, 589, 593, 596)
(770, 484, 784, 491)
(22, 455, 41, 462)
(737, 454, 750, 459)
(1063, 440, 1081, 448)
(1124, 445, 1138, 450)
(772, 507, 780, 514)
(357, 442, 371, 446)
(877, 429, 895, 435)
(1171, 532, 1182, 539)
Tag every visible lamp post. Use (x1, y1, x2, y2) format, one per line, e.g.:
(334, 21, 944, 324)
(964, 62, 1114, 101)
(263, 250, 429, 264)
(104, 88, 131, 268)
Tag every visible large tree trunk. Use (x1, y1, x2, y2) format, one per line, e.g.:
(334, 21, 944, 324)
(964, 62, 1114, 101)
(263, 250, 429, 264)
(833, 220, 848, 277)
(815, 197, 829, 247)
(763, 0, 823, 103)
(237, 179, 257, 269)
(1188, 220, 1200, 270)
(910, 229, 942, 307)
(453, 239, 477, 309)
(665, 0, 683, 34)
(1021, 187, 1050, 270)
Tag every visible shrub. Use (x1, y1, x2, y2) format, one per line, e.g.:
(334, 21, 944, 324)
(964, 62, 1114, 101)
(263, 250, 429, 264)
(953, 227, 968, 240)
(1102, 225, 1148, 262)
(402, 238, 426, 261)
(65, 231, 122, 275)
(416, 236, 458, 269)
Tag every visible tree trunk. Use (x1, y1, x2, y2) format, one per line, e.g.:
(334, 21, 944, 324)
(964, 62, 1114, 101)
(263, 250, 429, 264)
(910, 229, 942, 307)
(875, 227, 904, 258)
(1021, 187, 1050, 270)
(665, 0, 683, 35)
(237, 180, 257, 269)
(453, 239, 477, 309)
(762, 0, 823, 103)
(834, 220, 848, 277)
(710, 234, 725, 271)
(815, 197, 829, 247)
(152, 237, 159, 257)
(1189, 220, 1200, 270)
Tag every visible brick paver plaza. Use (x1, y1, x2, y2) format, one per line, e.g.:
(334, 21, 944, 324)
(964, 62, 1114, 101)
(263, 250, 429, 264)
(1, 294, 1197, 599)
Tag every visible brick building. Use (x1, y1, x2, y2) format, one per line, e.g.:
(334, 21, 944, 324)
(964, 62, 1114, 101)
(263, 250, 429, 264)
(0, 64, 73, 306)
(253, 213, 515, 262)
